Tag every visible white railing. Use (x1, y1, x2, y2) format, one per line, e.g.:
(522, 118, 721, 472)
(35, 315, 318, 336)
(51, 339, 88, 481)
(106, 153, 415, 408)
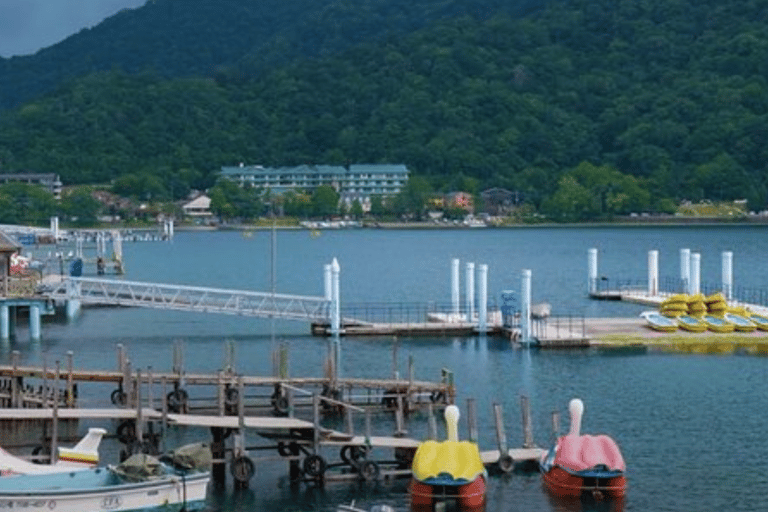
(44, 277, 331, 322)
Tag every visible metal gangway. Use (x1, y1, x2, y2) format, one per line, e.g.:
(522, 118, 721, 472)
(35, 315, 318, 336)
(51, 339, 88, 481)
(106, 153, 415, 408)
(44, 277, 331, 322)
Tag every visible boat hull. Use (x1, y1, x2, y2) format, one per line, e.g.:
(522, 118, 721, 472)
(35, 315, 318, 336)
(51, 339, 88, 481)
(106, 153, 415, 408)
(410, 475, 486, 510)
(0, 468, 209, 512)
(541, 466, 626, 499)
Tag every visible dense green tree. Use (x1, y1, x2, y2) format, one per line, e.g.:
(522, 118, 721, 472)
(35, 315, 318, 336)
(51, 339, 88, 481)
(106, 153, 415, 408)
(61, 187, 103, 226)
(0, 183, 56, 226)
(311, 186, 340, 218)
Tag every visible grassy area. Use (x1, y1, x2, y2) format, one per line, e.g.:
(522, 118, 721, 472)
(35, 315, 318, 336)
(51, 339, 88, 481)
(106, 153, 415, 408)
(676, 201, 747, 218)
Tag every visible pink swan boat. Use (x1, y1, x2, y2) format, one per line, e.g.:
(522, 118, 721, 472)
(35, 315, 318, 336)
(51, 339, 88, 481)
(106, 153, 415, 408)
(540, 398, 626, 499)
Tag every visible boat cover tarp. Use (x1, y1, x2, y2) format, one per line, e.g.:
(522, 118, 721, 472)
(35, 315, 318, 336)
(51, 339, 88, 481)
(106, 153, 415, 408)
(554, 434, 626, 473)
(111, 453, 165, 482)
(166, 442, 211, 471)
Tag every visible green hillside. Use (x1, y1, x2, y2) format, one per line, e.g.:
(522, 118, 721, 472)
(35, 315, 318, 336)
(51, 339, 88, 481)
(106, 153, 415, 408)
(0, 0, 766, 219)
(0, 0, 542, 110)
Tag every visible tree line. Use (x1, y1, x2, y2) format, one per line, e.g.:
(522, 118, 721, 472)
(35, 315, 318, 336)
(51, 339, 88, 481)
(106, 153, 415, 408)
(0, 0, 766, 224)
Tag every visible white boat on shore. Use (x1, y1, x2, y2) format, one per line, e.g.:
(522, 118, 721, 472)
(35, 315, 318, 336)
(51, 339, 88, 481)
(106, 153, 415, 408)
(0, 444, 210, 512)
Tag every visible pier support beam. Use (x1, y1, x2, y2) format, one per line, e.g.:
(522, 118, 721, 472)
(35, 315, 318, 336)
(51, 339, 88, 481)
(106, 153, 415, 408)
(451, 258, 460, 316)
(521, 269, 532, 344)
(477, 264, 488, 334)
(691, 253, 701, 295)
(588, 248, 598, 294)
(680, 248, 691, 294)
(465, 262, 475, 323)
(722, 251, 733, 301)
(29, 304, 41, 341)
(648, 250, 659, 296)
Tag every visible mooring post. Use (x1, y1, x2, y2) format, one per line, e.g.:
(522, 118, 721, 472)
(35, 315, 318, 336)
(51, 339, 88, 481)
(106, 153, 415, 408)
(392, 338, 399, 380)
(29, 303, 41, 341)
(521, 395, 534, 448)
(147, 367, 154, 411)
(235, 376, 246, 456)
(312, 394, 320, 455)
(466, 397, 478, 443)
(722, 251, 733, 301)
(521, 270, 532, 344)
(478, 264, 488, 334)
(66, 351, 74, 408)
(680, 248, 691, 294)
(691, 253, 701, 295)
(451, 258, 460, 316)
(279, 343, 288, 379)
(160, 377, 168, 454)
(123, 360, 133, 408)
(427, 402, 437, 441)
(648, 250, 659, 296)
(330, 258, 340, 336)
(588, 248, 598, 294)
(116, 344, 125, 373)
(551, 409, 561, 445)
(136, 369, 143, 444)
(42, 352, 48, 407)
(51, 361, 60, 464)
(217, 370, 225, 416)
(493, 402, 508, 458)
(11, 350, 18, 408)
(465, 262, 475, 322)
(395, 394, 407, 437)
(0, 304, 9, 341)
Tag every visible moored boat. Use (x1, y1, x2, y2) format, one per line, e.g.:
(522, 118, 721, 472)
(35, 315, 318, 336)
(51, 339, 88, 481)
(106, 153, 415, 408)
(540, 398, 626, 500)
(748, 313, 768, 331)
(640, 311, 677, 332)
(0, 428, 106, 476)
(702, 315, 735, 333)
(0, 444, 210, 512)
(676, 315, 707, 333)
(723, 313, 756, 332)
(410, 405, 486, 510)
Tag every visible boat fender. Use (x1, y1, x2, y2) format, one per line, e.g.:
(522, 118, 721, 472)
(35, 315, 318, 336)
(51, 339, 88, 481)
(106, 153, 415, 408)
(224, 387, 238, 408)
(230, 455, 255, 483)
(167, 388, 189, 413)
(116, 420, 137, 445)
(359, 460, 380, 481)
(111, 388, 127, 406)
(273, 395, 289, 416)
(497, 454, 514, 473)
(303, 454, 327, 478)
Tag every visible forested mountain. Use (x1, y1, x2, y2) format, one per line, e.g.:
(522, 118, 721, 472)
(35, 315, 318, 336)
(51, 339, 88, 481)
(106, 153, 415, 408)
(0, 0, 544, 110)
(1, 0, 767, 218)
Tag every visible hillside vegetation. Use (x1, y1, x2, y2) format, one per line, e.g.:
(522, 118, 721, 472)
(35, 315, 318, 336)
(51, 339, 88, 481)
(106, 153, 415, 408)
(0, 0, 766, 221)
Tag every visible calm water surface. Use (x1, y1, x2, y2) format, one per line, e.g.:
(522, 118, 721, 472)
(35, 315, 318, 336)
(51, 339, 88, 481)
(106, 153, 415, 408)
(9, 226, 768, 511)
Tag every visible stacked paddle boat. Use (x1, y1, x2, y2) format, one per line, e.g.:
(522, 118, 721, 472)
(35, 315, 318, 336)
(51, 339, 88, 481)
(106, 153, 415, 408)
(410, 405, 486, 511)
(540, 398, 626, 501)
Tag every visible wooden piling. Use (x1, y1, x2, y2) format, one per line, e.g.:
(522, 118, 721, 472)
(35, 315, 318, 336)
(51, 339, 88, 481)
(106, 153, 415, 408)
(520, 395, 534, 448)
(466, 398, 478, 443)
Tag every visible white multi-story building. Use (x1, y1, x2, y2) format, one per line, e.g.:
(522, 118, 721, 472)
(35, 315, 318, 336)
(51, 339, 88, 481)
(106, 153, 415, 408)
(219, 164, 409, 204)
(0, 173, 63, 199)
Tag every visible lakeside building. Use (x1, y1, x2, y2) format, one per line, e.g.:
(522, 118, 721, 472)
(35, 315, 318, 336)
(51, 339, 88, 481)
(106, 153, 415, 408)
(0, 173, 63, 199)
(219, 164, 409, 211)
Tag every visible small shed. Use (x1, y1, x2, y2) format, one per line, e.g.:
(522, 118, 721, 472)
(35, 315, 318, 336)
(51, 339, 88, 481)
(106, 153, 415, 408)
(0, 231, 21, 297)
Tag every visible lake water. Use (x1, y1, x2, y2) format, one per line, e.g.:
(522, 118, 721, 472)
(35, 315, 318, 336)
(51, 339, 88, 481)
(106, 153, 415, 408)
(8, 225, 768, 512)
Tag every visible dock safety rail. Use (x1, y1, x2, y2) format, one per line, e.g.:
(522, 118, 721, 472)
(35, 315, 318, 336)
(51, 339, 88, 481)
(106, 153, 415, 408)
(43, 277, 331, 321)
